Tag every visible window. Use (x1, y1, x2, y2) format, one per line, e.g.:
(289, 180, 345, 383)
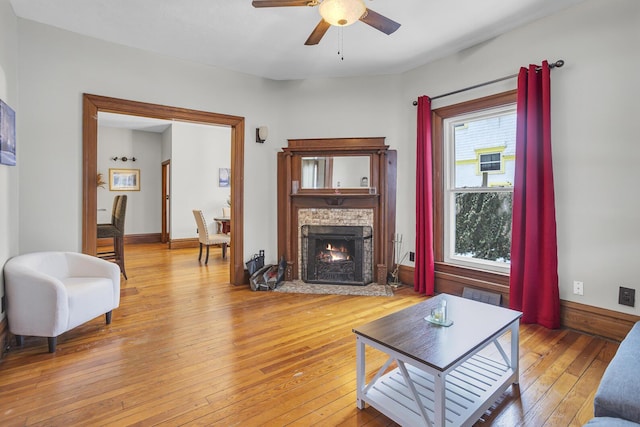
(479, 152, 501, 172)
(440, 99, 516, 273)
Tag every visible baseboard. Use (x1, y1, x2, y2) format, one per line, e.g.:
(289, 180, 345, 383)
(397, 264, 640, 342)
(97, 233, 162, 246)
(560, 300, 639, 342)
(169, 238, 199, 249)
(397, 264, 510, 304)
(127, 233, 162, 244)
(398, 265, 414, 287)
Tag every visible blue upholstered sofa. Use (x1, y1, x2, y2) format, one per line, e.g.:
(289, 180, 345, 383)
(585, 321, 640, 426)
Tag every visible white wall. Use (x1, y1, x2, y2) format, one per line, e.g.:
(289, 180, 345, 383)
(97, 126, 162, 234)
(0, 0, 19, 323)
(161, 127, 171, 162)
(12, 0, 640, 316)
(170, 122, 231, 239)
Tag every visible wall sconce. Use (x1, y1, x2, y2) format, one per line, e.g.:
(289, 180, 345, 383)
(256, 126, 268, 143)
(112, 156, 137, 162)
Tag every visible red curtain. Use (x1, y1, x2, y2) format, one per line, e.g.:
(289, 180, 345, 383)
(414, 96, 435, 295)
(509, 61, 560, 328)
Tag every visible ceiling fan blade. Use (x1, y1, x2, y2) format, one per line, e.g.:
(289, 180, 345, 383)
(359, 8, 401, 35)
(252, 0, 313, 7)
(305, 19, 331, 45)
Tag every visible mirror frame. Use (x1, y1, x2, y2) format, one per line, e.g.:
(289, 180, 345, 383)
(284, 138, 383, 196)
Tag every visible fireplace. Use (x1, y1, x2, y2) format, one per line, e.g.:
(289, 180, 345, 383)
(301, 225, 373, 286)
(277, 137, 397, 284)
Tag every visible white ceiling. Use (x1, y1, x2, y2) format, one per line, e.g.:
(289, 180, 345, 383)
(98, 111, 227, 133)
(98, 112, 172, 133)
(10, 0, 584, 81)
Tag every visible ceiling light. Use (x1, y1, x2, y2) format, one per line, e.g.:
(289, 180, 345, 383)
(318, 0, 366, 27)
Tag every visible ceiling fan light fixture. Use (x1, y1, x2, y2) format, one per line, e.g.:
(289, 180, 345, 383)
(318, 0, 366, 27)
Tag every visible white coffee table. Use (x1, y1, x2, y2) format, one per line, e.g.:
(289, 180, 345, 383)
(353, 294, 522, 427)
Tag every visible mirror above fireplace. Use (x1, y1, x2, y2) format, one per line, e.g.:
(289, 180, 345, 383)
(301, 155, 370, 189)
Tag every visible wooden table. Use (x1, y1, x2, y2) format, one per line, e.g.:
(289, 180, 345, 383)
(353, 294, 522, 427)
(214, 216, 230, 234)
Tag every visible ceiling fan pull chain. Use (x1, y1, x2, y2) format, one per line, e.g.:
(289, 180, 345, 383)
(338, 26, 344, 61)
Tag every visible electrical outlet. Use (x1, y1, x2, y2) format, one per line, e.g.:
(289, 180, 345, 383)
(409, 251, 415, 262)
(619, 286, 635, 307)
(573, 281, 584, 295)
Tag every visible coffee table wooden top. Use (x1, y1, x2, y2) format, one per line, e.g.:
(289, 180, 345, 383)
(353, 294, 522, 371)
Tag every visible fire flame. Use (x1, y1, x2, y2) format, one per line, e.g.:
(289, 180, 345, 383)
(320, 243, 350, 261)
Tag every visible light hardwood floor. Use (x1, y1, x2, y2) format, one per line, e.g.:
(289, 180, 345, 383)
(0, 243, 617, 426)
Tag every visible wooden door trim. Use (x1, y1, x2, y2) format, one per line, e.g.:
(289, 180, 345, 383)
(82, 94, 245, 285)
(161, 160, 170, 244)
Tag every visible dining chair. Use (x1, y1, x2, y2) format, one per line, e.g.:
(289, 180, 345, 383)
(193, 209, 231, 264)
(97, 195, 128, 279)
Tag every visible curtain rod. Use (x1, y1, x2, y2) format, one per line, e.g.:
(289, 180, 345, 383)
(411, 59, 565, 106)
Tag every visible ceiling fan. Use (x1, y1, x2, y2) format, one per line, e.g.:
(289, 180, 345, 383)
(251, 0, 401, 46)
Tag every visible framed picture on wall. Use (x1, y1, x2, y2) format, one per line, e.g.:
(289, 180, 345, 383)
(109, 168, 140, 191)
(219, 168, 230, 187)
(0, 99, 16, 166)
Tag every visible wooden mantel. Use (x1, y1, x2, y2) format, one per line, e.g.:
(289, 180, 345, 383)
(277, 137, 397, 283)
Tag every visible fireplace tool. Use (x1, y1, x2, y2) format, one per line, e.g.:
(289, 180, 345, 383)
(390, 234, 408, 288)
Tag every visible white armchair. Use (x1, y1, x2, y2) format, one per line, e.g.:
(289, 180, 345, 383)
(3, 251, 121, 353)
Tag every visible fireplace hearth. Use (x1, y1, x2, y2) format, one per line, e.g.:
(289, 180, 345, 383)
(301, 225, 373, 286)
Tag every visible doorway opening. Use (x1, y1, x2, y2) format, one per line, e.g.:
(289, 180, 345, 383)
(82, 94, 245, 285)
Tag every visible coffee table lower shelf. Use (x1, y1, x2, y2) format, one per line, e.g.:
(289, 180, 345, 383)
(360, 353, 516, 427)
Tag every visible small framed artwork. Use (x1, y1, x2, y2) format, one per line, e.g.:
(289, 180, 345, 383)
(219, 168, 230, 187)
(0, 99, 16, 166)
(109, 168, 140, 191)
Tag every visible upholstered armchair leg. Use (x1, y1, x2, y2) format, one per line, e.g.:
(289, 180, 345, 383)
(205, 245, 210, 265)
(105, 310, 112, 325)
(222, 243, 227, 259)
(15, 335, 23, 347)
(48, 337, 57, 353)
(198, 243, 203, 261)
